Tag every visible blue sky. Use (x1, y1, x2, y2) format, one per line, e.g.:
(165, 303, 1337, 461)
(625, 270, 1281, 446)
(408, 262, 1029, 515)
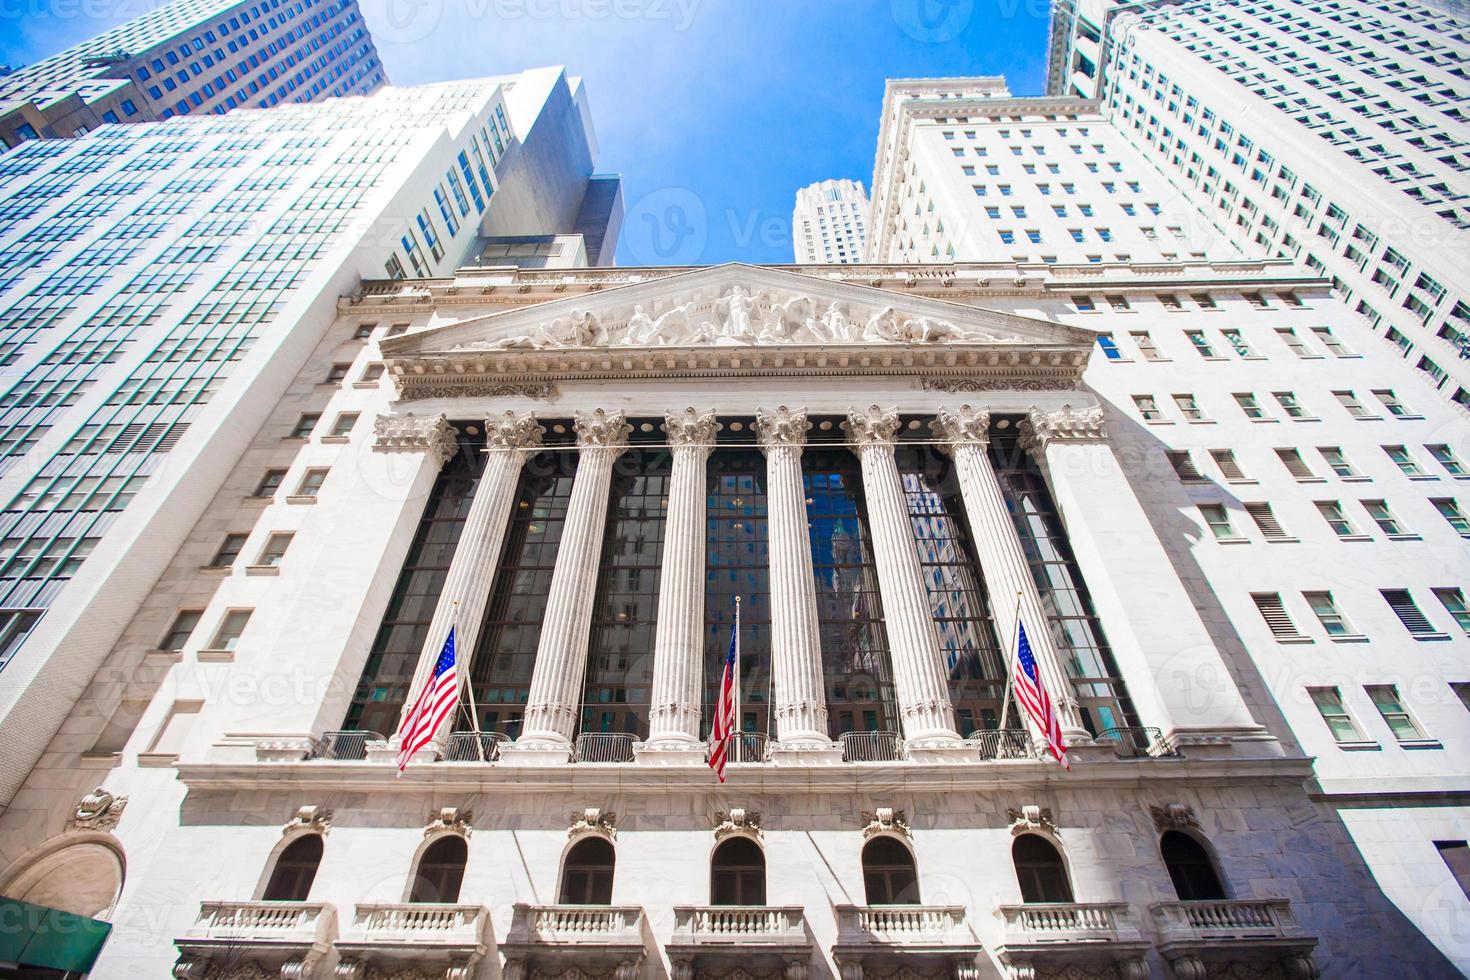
(0, 0, 1051, 265)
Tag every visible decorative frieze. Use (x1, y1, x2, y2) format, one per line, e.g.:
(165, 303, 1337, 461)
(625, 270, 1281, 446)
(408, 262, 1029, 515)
(397, 382, 557, 401)
(1149, 803, 1200, 831)
(923, 377, 1078, 392)
(371, 413, 457, 466)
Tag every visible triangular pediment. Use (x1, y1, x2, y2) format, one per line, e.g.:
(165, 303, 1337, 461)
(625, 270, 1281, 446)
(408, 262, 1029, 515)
(380, 263, 1094, 400)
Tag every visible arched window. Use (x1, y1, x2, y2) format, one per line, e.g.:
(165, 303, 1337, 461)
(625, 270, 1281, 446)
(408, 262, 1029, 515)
(559, 837, 615, 905)
(1012, 835, 1073, 904)
(1161, 831, 1226, 901)
(262, 835, 322, 902)
(862, 837, 919, 904)
(710, 837, 765, 906)
(410, 836, 467, 903)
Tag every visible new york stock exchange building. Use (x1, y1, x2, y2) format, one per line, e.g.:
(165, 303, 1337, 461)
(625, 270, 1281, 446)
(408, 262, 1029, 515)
(12, 262, 1461, 979)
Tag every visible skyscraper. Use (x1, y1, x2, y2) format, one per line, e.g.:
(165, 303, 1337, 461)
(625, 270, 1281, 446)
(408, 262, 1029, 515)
(0, 67, 620, 821)
(1045, 0, 1470, 408)
(792, 178, 869, 264)
(0, 0, 386, 148)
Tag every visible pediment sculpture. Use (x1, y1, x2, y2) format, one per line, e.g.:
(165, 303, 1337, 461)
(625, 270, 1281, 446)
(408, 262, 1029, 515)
(453, 286, 1025, 353)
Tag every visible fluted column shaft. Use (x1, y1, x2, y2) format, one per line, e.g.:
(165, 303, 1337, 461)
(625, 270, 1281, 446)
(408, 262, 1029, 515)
(645, 409, 718, 745)
(844, 406, 960, 745)
(756, 406, 830, 745)
(933, 406, 1085, 739)
(399, 413, 543, 727)
(517, 409, 632, 745)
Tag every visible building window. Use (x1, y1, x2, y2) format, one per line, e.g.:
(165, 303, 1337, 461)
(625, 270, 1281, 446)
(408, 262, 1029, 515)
(1160, 832, 1226, 901)
(1233, 393, 1266, 419)
(1433, 588, 1470, 635)
(262, 835, 323, 902)
(1013, 836, 1073, 904)
(862, 837, 920, 905)
(1134, 395, 1164, 421)
(1245, 503, 1289, 541)
(1436, 842, 1470, 900)
(1382, 446, 1425, 477)
(1253, 593, 1305, 640)
(1381, 589, 1438, 637)
(1198, 504, 1238, 541)
(209, 609, 253, 651)
(1166, 451, 1205, 482)
(1361, 500, 1406, 536)
(1333, 391, 1369, 418)
(1276, 328, 1311, 357)
(1131, 332, 1162, 361)
(353, 324, 376, 340)
(1305, 591, 1354, 637)
(359, 363, 386, 384)
(1096, 334, 1121, 360)
(1427, 445, 1465, 477)
(296, 469, 329, 498)
(1221, 329, 1253, 356)
(1310, 687, 1366, 744)
(324, 363, 351, 384)
(409, 836, 467, 903)
(254, 469, 287, 497)
(1173, 394, 1207, 421)
(1072, 295, 1095, 312)
(1311, 327, 1351, 356)
(1186, 331, 1217, 357)
(710, 837, 765, 906)
(559, 837, 615, 905)
(1105, 294, 1130, 311)
(256, 533, 293, 568)
(210, 533, 248, 568)
(1209, 450, 1246, 481)
(161, 610, 202, 651)
(330, 413, 359, 438)
(1372, 390, 1410, 417)
(1273, 392, 1307, 419)
(1275, 448, 1316, 480)
(1318, 448, 1359, 478)
(1365, 684, 1428, 743)
(1315, 502, 1358, 538)
(289, 414, 320, 439)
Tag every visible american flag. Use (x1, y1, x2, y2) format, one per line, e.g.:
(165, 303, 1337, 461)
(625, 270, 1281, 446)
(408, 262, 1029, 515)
(395, 627, 457, 772)
(1012, 620, 1070, 769)
(707, 620, 739, 782)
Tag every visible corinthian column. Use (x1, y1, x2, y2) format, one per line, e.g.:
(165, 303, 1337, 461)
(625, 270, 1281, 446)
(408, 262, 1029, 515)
(1020, 405, 1268, 751)
(931, 405, 1085, 741)
(512, 409, 631, 751)
(755, 406, 831, 750)
(843, 405, 961, 748)
(643, 408, 719, 752)
(398, 412, 543, 733)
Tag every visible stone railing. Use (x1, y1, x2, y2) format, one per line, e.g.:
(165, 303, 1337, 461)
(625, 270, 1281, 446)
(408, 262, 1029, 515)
(507, 903, 646, 945)
(835, 904, 973, 944)
(174, 901, 336, 979)
(1151, 898, 1302, 941)
(671, 906, 807, 945)
(349, 903, 487, 942)
(995, 902, 1139, 944)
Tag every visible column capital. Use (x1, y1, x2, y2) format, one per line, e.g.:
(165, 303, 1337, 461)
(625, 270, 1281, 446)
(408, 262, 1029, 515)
(1020, 404, 1107, 452)
(662, 408, 719, 455)
(931, 404, 992, 449)
(842, 405, 901, 448)
(484, 411, 545, 452)
(574, 408, 632, 451)
(372, 413, 456, 467)
(755, 405, 810, 453)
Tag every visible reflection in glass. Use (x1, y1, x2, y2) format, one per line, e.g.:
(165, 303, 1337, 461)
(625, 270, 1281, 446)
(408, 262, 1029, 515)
(803, 447, 896, 736)
(702, 450, 771, 737)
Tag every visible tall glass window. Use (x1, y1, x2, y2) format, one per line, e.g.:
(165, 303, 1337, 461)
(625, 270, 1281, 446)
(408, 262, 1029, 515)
(896, 441, 1010, 735)
(344, 433, 479, 736)
(803, 442, 896, 736)
(469, 447, 578, 736)
(988, 423, 1139, 734)
(580, 446, 669, 738)
(702, 446, 771, 737)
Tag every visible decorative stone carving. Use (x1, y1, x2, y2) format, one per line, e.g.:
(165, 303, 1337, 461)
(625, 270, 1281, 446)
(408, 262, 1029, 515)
(860, 807, 911, 840)
(662, 407, 719, 448)
(424, 806, 471, 838)
(842, 405, 902, 446)
(922, 377, 1078, 392)
(484, 411, 546, 452)
(70, 787, 127, 832)
(713, 808, 762, 840)
(569, 807, 617, 840)
(1118, 959, 1150, 980)
(398, 382, 556, 401)
(1283, 953, 1322, 979)
(931, 405, 991, 448)
(1150, 803, 1201, 831)
(573, 408, 633, 450)
(372, 413, 456, 466)
(282, 804, 332, 837)
(754, 405, 811, 451)
(1007, 805, 1058, 837)
(1167, 955, 1208, 980)
(1019, 405, 1107, 451)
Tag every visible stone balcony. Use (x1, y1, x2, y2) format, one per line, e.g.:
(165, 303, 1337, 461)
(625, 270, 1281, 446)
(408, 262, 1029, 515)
(1150, 899, 1320, 979)
(832, 905, 984, 979)
(334, 903, 490, 979)
(501, 903, 648, 978)
(173, 901, 336, 979)
(668, 906, 811, 977)
(994, 902, 1150, 980)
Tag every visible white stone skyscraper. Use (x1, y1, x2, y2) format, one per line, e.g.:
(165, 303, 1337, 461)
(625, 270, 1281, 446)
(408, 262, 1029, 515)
(0, 0, 387, 148)
(792, 178, 869, 263)
(1045, 0, 1470, 408)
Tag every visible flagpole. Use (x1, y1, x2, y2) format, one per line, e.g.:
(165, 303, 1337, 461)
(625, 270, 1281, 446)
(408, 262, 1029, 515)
(451, 601, 486, 763)
(733, 595, 742, 758)
(997, 591, 1022, 733)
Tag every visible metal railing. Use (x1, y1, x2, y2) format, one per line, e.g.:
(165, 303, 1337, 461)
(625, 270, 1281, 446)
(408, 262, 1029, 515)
(310, 730, 376, 761)
(573, 732, 637, 763)
(443, 731, 509, 762)
(839, 730, 903, 762)
(1095, 726, 1176, 758)
(969, 728, 1036, 760)
(706, 731, 771, 763)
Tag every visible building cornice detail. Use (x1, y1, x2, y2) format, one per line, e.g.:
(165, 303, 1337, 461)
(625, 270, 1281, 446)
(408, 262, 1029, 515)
(372, 413, 456, 465)
(1020, 405, 1108, 450)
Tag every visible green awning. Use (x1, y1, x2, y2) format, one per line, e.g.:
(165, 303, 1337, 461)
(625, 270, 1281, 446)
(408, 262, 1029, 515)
(0, 897, 111, 973)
